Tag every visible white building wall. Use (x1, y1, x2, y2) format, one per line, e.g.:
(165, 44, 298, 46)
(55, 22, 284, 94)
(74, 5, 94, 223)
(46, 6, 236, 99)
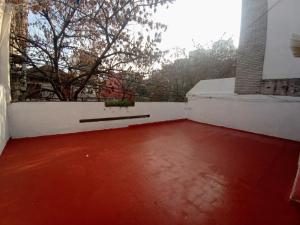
(0, 86, 9, 154)
(263, 0, 300, 79)
(8, 102, 187, 138)
(0, 1, 12, 153)
(0, 2, 12, 102)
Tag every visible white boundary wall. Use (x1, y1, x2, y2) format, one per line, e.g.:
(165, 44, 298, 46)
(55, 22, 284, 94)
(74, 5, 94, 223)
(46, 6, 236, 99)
(5, 78, 300, 142)
(187, 95, 300, 142)
(8, 102, 187, 138)
(187, 78, 300, 142)
(0, 86, 9, 153)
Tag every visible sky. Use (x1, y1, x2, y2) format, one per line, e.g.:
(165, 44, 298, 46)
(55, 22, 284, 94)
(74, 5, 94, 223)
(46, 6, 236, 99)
(154, 0, 242, 53)
(27, 0, 242, 65)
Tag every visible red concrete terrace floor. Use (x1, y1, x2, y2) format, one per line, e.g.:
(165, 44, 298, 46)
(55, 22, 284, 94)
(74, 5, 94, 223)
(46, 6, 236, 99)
(0, 120, 299, 225)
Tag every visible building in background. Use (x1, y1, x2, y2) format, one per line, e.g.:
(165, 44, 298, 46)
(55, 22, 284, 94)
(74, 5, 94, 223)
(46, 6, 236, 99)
(100, 74, 135, 102)
(6, 0, 28, 101)
(24, 65, 104, 102)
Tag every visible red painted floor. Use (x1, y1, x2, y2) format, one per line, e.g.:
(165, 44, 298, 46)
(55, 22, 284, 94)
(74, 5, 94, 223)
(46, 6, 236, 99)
(0, 120, 299, 225)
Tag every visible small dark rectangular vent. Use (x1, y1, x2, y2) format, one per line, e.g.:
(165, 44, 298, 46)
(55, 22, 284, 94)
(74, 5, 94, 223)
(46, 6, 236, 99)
(79, 115, 150, 123)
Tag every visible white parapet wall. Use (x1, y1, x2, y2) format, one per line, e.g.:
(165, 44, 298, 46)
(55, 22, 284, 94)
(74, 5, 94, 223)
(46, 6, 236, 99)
(0, 85, 9, 153)
(8, 102, 187, 138)
(187, 78, 300, 142)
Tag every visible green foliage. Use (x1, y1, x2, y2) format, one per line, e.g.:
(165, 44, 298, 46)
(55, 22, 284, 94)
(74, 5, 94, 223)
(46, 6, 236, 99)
(105, 99, 135, 107)
(136, 38, 237, 102)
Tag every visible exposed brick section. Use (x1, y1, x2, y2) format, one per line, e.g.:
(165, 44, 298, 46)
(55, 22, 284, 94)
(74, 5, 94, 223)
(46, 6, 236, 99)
(261, 79, 300, 96)
(235, 0, 268, 94)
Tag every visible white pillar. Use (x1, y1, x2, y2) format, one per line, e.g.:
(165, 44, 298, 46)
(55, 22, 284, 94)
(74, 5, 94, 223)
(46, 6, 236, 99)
(0, 1, 13, 102)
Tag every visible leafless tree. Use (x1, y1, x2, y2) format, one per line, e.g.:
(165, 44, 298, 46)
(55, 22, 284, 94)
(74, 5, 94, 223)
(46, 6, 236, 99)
(11, 0, 173, 101)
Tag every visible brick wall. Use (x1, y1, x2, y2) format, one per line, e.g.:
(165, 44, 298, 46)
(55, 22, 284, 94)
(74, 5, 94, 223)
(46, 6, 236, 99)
(235, 0, 268, 94)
